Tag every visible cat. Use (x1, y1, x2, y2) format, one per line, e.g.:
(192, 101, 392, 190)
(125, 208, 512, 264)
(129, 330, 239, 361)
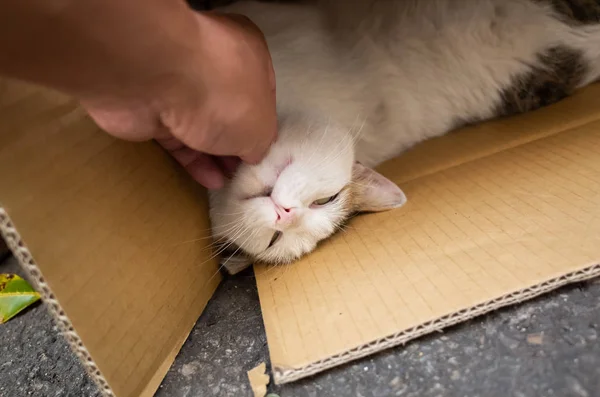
(208, 0, 600, 275)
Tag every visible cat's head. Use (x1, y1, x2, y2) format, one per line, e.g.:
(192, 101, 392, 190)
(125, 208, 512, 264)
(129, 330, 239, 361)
(209, 114, 406, 274)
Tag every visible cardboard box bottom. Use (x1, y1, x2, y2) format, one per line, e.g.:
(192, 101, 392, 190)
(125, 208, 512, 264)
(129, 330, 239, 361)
(2, 79, 600, 396)
(254, 84, 600, 384)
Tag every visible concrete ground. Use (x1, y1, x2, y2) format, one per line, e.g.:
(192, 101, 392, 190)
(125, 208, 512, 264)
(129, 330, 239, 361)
(2, 254, 600, 397)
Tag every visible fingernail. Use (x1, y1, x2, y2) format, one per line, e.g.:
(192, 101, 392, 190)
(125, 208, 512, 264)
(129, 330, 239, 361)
(200, 169, 225, 190)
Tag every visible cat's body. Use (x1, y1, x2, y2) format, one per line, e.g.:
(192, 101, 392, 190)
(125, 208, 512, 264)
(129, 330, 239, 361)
(210, 0, 600, 274)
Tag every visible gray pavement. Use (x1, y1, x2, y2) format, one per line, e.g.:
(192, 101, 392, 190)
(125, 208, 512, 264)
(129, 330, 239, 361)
(1, 254, 600, 397)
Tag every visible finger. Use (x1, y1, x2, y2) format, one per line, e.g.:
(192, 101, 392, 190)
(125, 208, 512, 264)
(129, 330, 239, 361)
(239, 124, 277, 164)
(266, 42, 277, 93)
(155, 135, 185, 151)
(239, 108, 278, 164)
(214, 13, 265, 38)
(240, 144, 270, 165)
(167, 145, 203, 166)
(184, 153, 226, 190)
(165, 146, 225, 190)
(215, 156, 241, 178)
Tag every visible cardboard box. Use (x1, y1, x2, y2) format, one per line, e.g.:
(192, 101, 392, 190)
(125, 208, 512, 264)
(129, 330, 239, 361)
(1, 77, 600, 396)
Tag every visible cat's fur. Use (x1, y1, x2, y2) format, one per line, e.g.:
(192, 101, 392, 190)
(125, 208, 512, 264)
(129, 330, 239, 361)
(209, 0, 600, 274)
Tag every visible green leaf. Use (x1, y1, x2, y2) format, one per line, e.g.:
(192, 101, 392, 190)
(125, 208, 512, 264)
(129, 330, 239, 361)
(0, 274, 41, 324)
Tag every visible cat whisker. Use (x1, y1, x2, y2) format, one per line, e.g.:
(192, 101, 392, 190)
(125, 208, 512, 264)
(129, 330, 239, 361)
(169, 235, 215, 247)
(171, 209, 247, 245)
(200, 223, 245, 251)
(302, 119, 330, 166)
(201, 219, 253, 263)
(205, 227, 262, 284)
(311, 115, 363, 170)
(212, 209, 250, 217)
(170, 215, 246, 248)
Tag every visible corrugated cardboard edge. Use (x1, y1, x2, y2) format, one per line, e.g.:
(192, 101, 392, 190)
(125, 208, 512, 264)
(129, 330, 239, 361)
(272, 262, 600, 384)
(0, 208, 115, 397)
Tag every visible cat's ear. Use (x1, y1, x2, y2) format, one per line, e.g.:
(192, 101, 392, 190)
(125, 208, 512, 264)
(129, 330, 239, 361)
(352, 162, 407, 212)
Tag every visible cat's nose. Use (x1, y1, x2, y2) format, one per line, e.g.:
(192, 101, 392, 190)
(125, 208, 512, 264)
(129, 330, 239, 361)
(273, 203, 297, 225)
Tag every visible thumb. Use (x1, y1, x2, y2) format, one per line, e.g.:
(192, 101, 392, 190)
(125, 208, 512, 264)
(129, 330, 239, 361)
(239, 122, 277, 164)
(240, 145, 270, 165)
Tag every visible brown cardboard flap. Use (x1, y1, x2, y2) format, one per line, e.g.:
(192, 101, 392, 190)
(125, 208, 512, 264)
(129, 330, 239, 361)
(255, 84, 600, 384)
(0, 79, 220, 397)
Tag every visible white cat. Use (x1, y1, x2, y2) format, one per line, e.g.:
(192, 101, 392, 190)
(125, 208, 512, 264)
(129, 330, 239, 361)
(209, 0, 600, 274)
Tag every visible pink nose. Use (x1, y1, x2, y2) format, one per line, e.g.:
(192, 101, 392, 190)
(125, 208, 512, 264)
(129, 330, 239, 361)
(274, 204, 296, 224)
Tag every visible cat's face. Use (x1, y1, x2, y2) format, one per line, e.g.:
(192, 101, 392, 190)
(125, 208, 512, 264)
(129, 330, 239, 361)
(209, 116, 406, 274)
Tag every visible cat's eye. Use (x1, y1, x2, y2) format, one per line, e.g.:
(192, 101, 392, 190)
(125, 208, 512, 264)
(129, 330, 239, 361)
(268, 231, 282, 248)
(312, 193, 339, 206)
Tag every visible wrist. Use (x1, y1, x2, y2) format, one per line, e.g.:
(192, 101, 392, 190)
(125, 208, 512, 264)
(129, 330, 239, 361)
(25, 0, 205, 103)
(79, 3, 209, 115)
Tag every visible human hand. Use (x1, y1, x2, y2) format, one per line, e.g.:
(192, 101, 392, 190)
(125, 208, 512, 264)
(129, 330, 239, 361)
(81, 11, 277, 189)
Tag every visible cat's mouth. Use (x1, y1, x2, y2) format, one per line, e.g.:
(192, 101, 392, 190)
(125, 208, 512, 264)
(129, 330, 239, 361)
(268, 231, 283, 248)
(214, 227, 281, 262)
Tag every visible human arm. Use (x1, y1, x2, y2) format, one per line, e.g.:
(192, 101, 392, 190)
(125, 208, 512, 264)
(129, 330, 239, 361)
(0, 0, 277, 188)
